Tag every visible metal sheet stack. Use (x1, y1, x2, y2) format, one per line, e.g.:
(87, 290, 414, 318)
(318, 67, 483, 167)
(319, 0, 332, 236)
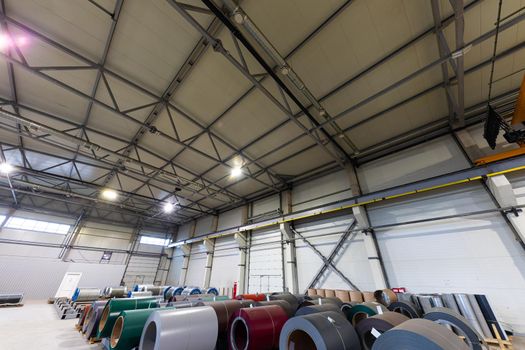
(0, 293, 23, 306)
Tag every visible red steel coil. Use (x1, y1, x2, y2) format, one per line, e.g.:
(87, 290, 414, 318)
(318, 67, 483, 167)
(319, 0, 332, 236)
(235, 294, 267, 302)
(228, 305, 288, 350)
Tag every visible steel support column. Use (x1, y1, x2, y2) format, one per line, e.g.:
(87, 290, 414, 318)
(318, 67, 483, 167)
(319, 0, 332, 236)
(202, 216, 218, 288)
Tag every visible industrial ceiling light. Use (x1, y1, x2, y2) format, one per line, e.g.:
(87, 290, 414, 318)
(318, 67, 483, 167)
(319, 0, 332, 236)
(0, 162, 13, 174)
(101, 189, 118, 201)
(230, 166, 242, 177)
(163, 202, 175, 213)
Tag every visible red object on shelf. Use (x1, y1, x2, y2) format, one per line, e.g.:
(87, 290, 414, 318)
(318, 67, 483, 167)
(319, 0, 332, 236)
(235, 293, 267, 302)
(233, 281, 237, 299)
(228, 305, 288, 350)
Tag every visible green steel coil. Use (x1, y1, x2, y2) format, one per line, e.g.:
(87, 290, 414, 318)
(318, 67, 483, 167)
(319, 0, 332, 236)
(346, 302, 387, 326)
(97, 297, 158, 338)
(110, 308, 171, 350)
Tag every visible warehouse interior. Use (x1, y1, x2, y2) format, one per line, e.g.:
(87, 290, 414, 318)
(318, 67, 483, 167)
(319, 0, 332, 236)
(1, 0, 525, 349)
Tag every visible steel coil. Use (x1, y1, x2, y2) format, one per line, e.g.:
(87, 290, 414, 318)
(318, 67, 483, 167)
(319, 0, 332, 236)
(371, 318, 470, 350)
(139, 306, 218, 350)
(0, 293, 23, 305)
(144, 286, 164, 296)
(256, 300, 295, 317)
(110, 308, 171, 350)
(295, 303, 341, 317)
(356, 311, 409, 349)
(72, 288, 100, 302)
(346, 302, 387, 326)
(268, 293, 299, 311)
(314, 297, 343, 308)
(166, 300, 204, 308)
(374, 289, 397, 306)
(205, 300, 253, 349)
(205, 287, 219, 296)
(181, 287, 202, 296)
(387, 301, 421, 319)
(341, 301, 359, 320)
(279, 311, 361, 350)
(229, 305, 288, 350)
(423, 307, 483, 350)
(83, 300, 108, 338)
(442, 294, 461, 314)
(77, 304, 91, 327)
(236, 294, 267, 302)
(105, 286, 128, 298)
(98, 297, 158, 338)
(129, 291, 153, 298)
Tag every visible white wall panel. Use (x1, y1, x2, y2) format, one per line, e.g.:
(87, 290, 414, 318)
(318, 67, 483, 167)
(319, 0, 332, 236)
(122, 255, 160, 287)
(166, 252, 183, 285)
(185, 242, 207, 286)
(292, 170, 352, 211)
(218, 208, 243, 231)
(368, 183, 525, 333)
(209, 236, 239, 290)
(195, 216, 214, 235)
(248, 228, 283, 293)
(294, 215, 375, 292)
(252, 194, 280, 216)
(176, 222, 193, 241)
(357, 135, 469, 193)
(0, 255, 125, 299)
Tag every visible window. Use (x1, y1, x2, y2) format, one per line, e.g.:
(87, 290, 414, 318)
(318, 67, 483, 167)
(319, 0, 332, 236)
(5, 217, 71, 234)
(140, 235, 170, 246)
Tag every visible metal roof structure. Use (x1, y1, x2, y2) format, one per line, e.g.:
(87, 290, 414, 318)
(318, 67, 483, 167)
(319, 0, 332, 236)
(0, 0, 523, 229)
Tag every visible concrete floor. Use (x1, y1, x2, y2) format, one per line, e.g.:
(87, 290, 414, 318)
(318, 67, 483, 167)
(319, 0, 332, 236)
(0, 301, 103, 350)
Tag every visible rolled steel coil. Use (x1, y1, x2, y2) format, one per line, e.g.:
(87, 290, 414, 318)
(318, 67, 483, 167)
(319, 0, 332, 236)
(335, 290, 350, 302)
(349, 291, 363, 302)
(315, 289, 326, 297)
(374, 289, 397, 306)
(279, 311, 361, 350)
(229, 305, 288, 350)
(98, 297, 158, 338)
(256, 300, 295, 317)
(292, 294, 311, 305)
(423, 307, 483, 350)
(356, 311, 409, 350)
(268, 293, 299, 311)
(467, 294, 492, 338)
(346, 302, 387, 326)
(139, 306, 218, 350)
(295, 303, 341, 317)
(236, 293, 267, 302)
(307, 289, 317, 297)
(372, 318, 470, 350)
(166, 300, 204, 308)
(314, 297, 343, 308)
(181, 287, 202, 296)
(362, 291, 376, 302)
(77, 304, 91, 327)
(387, 301, 421, 319)
(83, 300, 108, 338)
(475, 294, 507, 340)
(128, 291, 153, 298)
(341, 301, 359, 320)
(324, 289, 336, 298)
(0, 293, 24, 305)
(454, 294, 485, 337)
(72, 288, 100, 302)
(205, 300, 253, 349)
(144, 286, 164, 296)
(205, 287, 219, 296)
(110, 308, 172, 350)
(105, 286, 128, 298)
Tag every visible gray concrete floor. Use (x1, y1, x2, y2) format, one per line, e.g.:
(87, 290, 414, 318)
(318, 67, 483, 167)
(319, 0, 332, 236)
(0, 301, 103, 350)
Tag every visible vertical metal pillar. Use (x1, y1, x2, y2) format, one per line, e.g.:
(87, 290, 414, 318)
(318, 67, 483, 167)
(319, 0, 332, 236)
(280, 190, 298, 293)
(346, 165, 389, 289)
(203, 216, 218, 288)
(179, 220, 196, 286)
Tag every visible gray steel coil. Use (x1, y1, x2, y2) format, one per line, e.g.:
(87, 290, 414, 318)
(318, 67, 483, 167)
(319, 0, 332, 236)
(129, 291, 153, 298)
(356, 311, 410, 350)
(454, 294, 484, 337)
(0, 293, 23, 305)
(279, 311, 361, 350)
(387, 301, 421, 319)
(72, 288, 101, 302)
(83, 300, 108, 339)
(105, 286, 128, 298)
(372, 318, 470, 349)
(423, 307, 483, 350)
(139, 306, 218, 350)
(144, 286, 165, 296)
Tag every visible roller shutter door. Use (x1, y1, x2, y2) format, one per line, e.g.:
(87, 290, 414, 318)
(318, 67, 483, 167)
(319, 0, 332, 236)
(248, 228, 283, 293)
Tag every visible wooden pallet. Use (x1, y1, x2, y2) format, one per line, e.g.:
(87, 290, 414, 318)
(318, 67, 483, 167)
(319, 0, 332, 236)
(88, 337, 101, 344)
(484, 325, 513, 350)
